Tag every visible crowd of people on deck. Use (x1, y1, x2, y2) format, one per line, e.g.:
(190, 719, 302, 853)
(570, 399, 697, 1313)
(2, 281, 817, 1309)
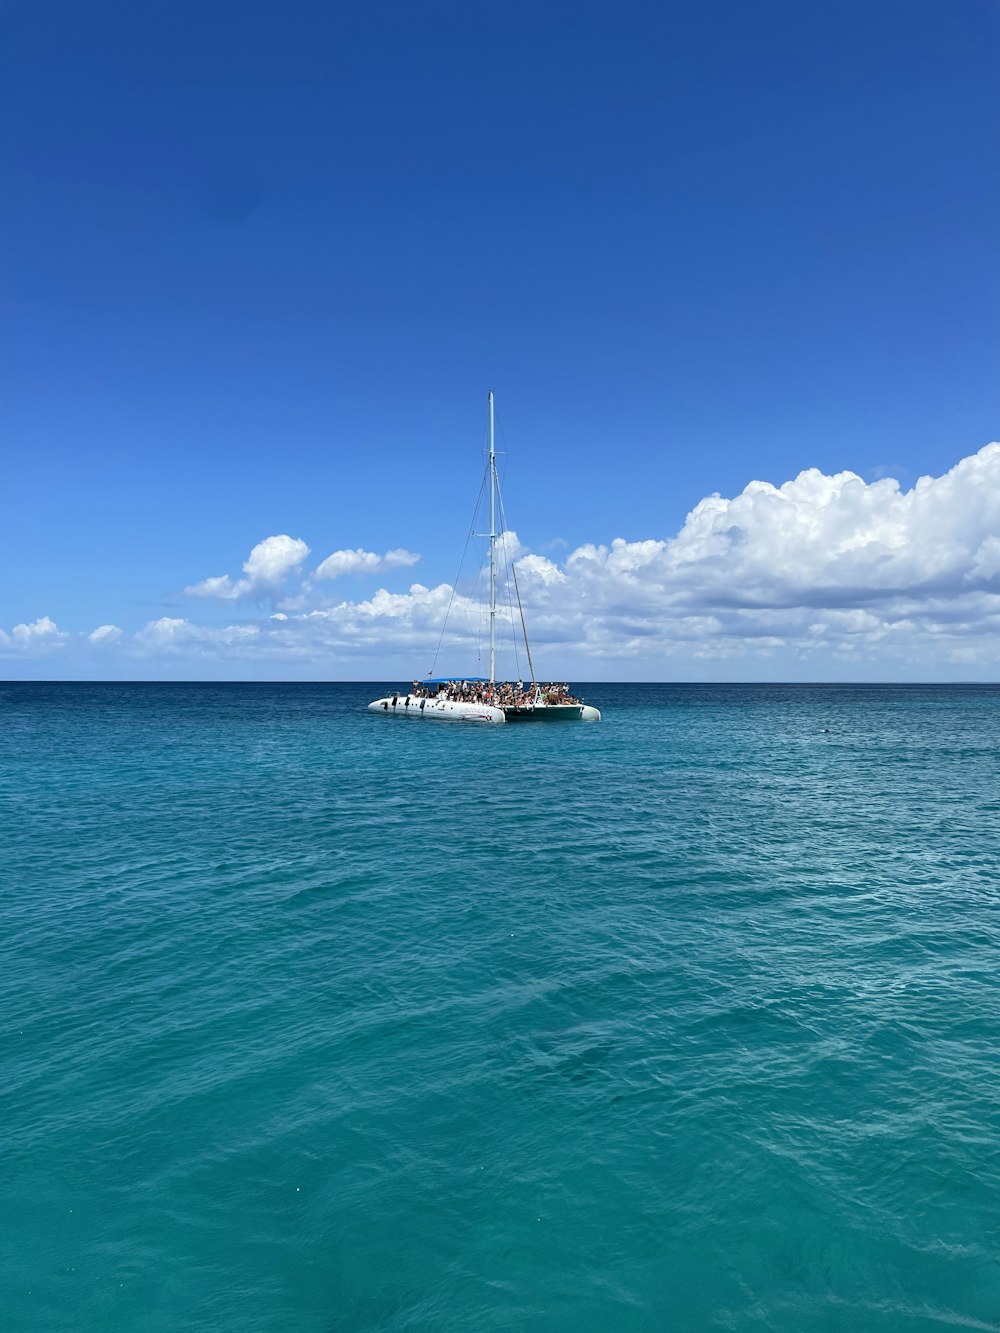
(406, 679, 582, 708)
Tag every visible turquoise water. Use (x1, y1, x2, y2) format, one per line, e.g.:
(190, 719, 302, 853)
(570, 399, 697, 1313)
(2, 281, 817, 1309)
(3, 682, 1000, 1332)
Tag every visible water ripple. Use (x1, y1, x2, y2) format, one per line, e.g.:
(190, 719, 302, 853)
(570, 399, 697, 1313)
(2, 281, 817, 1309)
(3, 683, 1000, 1331)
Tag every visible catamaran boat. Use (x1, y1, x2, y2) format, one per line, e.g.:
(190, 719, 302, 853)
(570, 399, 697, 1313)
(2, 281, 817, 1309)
(368, 393, 601, 725)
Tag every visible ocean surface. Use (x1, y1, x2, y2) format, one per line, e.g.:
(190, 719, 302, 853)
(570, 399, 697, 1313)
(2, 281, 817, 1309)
(3, 682, 1000, 1332)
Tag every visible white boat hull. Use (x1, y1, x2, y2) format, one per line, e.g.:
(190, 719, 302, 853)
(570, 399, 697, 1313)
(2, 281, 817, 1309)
(368, 694, 505, 724)
(368, 693, 600, 724)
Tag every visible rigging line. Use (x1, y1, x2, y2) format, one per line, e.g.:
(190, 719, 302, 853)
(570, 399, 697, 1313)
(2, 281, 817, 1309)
(504, 531, 521, 681)
(508, 553, 536, 686)
(506, 548, 521, 684)
(493, 408, 521, 679)
(428, 466, 488, 678)
(473, 545, 489, 669)
(498, 526, 521, 684)
(496, 476, 537, 685)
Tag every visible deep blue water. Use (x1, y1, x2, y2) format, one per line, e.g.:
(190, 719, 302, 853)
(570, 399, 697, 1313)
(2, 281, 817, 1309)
(3, 682, 1000, 1332)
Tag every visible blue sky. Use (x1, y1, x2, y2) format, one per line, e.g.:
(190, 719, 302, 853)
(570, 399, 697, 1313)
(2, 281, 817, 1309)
(3, 0, 999, 679)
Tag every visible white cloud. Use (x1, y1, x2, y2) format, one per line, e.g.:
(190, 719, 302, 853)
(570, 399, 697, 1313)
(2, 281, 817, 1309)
(495, 530, 525, 562)
(14, 616, 66, 644)
(314, 546, 420, 580)
(516, 554, 566, 586)
(550, 443, 1000, 618)
(185, 534, 310, 601)
(497, 442, 1000, 667)
(89, 624, 123, 644)
(10, 444, 1000, 678)
(185, 535, 419, 606)
(0, 616, 69, 653)
(185, 574, 239, 600)
(135, 617, 190, 644)
(243, 534, 310, 585)
(135, 618, 261, 653)
(283, 442, 1000, 673)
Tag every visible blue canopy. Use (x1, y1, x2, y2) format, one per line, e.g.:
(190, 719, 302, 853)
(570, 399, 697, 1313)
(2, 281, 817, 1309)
(421, 676, 491, 684)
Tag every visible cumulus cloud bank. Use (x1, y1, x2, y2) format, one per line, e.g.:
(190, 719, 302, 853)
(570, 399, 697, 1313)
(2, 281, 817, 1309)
(631, 444, 1000, 608)
(6, 445, 1000, 675)
(509, 443, 1000, 663)
(282, 444, 1000, 670)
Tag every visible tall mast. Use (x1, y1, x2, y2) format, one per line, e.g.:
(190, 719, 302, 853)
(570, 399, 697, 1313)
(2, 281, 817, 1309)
(488, 389, 497, 684)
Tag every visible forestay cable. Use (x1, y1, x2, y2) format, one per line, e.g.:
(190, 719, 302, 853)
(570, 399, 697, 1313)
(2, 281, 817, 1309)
(428, 467, 487, 679)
